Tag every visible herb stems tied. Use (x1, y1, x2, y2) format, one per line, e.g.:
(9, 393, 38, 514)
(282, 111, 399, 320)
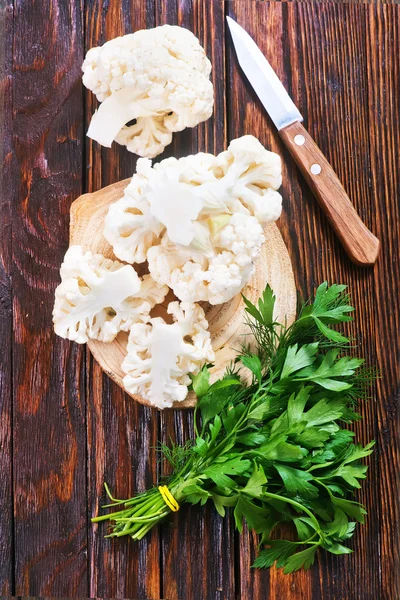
(92, 283, 375, 574)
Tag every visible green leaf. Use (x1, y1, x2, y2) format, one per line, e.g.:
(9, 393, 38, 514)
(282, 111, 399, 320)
(258, 285, 276, 326)
(193, 437, 208, 457)
(199, 384, 239, 424)
(243, 284, 276, 327)
(340, 521, 357, 540)
(341, 441, 375, 464)
(322, 541, 353, 555)
(241, 354, 263, 383)
(314, 317, 349, 343)
(242, 464, 267, 498)
(275, 464, 319, 499)
(303, 398, 346, 427)
(280, 343, 319, 380)
(192, 366, 210, 398)
(293, 517, 315, 541)
(209, 415, 222, 443)
(334, 463, 368, 488)
(181, 482, 210, 505)
(234, 495, 271, 534)
(236, 431, 267, 447)
(331, 496, 367, 523)
(247, 401, 271, 421)
(293, 426, 334, 449)
(242, 295, 264, 324)
(311, 429, 355, 463)
(211, 493, 237, 517)
(323, 508, 349, 537)
(222, 402, 247, 433)
(263, 441, 308, 462)
(209, 377, 242, 392)
(252, 541, 297, 569)
(283, 545, 318, 573)
(287, 387, 311, 425)
(204, 457, 251, 488)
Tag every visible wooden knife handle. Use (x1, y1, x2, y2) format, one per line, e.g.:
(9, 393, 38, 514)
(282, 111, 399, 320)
(279, 121, 380, 266)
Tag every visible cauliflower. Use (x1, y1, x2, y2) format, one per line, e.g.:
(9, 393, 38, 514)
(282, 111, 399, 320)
(147, 213, 262, 304)
(103, 159, 165, 263)
(122, 301, 214, 409)
(104, 135, 282, 304)
(82, 25, 214, 158)
(53, 246, 167, 343)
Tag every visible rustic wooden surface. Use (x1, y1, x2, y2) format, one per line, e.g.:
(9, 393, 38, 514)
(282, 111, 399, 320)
(2, 1, 399, 599)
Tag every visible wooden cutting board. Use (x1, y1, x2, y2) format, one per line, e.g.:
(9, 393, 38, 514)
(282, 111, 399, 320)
(70, 179, 297, 408)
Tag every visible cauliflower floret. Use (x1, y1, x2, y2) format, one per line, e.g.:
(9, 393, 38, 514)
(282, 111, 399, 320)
(53, 246, 167, 343)
(148, 213, 264, 305)
(122, 301, 214, 409)
(82, 25, 214, 158)
(105, 135, 281, 303)
(103, 158, 165, 263)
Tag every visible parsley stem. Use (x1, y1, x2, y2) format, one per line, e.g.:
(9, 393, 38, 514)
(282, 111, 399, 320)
(262, 491, 322, 535)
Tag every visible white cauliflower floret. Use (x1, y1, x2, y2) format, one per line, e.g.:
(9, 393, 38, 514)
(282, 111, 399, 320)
(147, 213, 263, 305)
(103, 158, 165, 263)
(53, 246, 167, 343)
(122, 301, 214, 409)
(82, 25, 214, 158)
(105, 135, 282, 304)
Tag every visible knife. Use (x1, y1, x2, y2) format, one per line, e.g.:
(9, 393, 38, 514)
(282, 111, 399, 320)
(226, 16, 380, 266)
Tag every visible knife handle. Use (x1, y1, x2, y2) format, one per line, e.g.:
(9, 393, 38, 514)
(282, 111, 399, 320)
(279, 121, 380, 266)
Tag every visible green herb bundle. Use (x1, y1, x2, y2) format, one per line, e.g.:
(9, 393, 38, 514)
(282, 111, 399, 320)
(92, 283, 374, 573)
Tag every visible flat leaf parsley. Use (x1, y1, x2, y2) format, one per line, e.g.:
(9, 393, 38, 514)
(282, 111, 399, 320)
(92, 283, 375, 573)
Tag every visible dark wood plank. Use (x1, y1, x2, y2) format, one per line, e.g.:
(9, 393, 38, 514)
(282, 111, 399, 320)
(366, 6, 400, 600)
(84, 2, 161, 598)
(154, 2, 235, 600)
(0, 1, 14, 595)
(227, 2, 394, 599)
(11, 0, 87, 596)
(293, 5, 381, 598)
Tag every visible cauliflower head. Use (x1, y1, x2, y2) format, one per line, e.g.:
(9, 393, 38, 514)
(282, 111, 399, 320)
(53, 245, 167, 343)
(122, 301, 214, 409)
(104, 135, 282, 304)
(82, 25, 214, 158)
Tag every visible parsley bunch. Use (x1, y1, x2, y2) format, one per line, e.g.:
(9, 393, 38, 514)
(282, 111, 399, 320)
(92, 283, 374, 573)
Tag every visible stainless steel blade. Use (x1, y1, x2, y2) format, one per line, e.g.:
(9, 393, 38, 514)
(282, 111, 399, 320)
(226, 16, 302, 130)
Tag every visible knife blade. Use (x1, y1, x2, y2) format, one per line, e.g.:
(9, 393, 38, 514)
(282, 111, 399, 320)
(226, 16, 379, 267)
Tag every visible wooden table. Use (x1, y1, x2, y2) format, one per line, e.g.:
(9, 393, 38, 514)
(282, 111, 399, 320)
(2, 1, 399, 599)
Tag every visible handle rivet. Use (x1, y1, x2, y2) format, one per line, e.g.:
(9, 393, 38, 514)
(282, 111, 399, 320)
(310, 163, 322, 175)
(294, 134, 305, 146)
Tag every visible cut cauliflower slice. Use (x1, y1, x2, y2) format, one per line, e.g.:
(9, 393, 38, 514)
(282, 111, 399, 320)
(82, 25, 214, 158)
(122, 301, 214, 409)
(147, 212, 263, 305)
(53, 246, 167, 343)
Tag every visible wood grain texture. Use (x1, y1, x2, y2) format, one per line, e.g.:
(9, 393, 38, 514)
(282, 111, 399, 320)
(228, 2, 399, 599)
(366, 6, 400, 599)
(11, 0, 87, 596)
(0, 0, 14, 595)
(84, 2, 162, 599)
(4, 2, 400, 599)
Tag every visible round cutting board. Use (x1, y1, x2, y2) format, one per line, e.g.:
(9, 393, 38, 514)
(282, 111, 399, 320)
(70, 180, 297, 408)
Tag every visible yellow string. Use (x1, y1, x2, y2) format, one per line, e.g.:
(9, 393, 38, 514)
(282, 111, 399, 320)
(158, 485, 180, 512)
